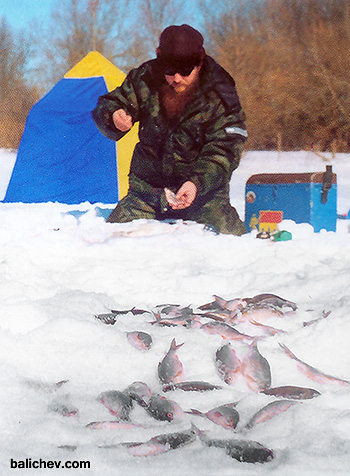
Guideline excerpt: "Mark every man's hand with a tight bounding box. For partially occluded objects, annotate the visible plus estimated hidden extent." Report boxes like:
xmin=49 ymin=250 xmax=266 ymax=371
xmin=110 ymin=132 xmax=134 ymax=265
xmin=165 ymin=181 xmax=197 ymax=210
xmin=112 ymin=109 xmax=133 ymax=132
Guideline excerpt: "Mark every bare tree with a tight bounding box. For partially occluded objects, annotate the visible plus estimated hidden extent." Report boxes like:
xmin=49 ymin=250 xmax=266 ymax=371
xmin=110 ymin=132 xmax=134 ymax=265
xmin=200 ymin=0 xmax=350 ymax=151
xmin=0 ymin=18 xmax=40 ymax=148
xmin=32 ymin=0 xmax=135 ymax=87
xmin=117 ymin=0 xmax=187 ymax=70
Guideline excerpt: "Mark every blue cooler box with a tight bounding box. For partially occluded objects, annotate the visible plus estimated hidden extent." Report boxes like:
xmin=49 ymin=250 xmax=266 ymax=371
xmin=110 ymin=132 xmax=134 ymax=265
xmin=245 ymin=166 xmax=337 ymax=232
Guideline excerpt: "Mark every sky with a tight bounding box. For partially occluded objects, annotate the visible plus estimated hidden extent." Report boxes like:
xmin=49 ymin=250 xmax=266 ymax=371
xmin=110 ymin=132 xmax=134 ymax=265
xmin=0 ymin=0 xmax=204 ymax=32
xmin=0 ymin=0 xmax=57 ymax=30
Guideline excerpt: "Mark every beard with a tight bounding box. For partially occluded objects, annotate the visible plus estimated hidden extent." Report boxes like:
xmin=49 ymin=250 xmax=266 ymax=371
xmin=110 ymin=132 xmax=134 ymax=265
xmin=160 ymin=78 xmax=199 ymax=122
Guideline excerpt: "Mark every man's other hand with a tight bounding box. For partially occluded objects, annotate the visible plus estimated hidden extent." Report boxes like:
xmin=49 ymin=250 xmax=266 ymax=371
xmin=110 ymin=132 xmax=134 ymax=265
xmin=112 ymin=109 xmax=133 ymax=132
xmin=165 ymin=181 xmax=197 ymax=210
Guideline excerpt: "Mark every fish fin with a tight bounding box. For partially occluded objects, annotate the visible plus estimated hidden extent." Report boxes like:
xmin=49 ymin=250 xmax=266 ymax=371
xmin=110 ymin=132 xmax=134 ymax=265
xmin=250 ymin=320 xmax=263 ymax=327
xmin=279 ymin=343 xmax=297 ymax=360
xmin=213 ymin=295 xmax=227 ymax=309
xmin=171 ymin=338 xmax=184 ymax=350
xmin=186 ymin=408 xmax=204 ymax=416
xmin=225 ymin=402 xmax=239 ymax=408
xmin=152 ymin=311 xmax=161 ymax=321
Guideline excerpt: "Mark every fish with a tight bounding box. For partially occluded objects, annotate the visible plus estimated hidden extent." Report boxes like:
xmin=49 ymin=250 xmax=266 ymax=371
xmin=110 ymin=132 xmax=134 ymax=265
xmin=144 ymin=394 xmax=184 ymax=422
xmin=150 ymin=314 xmax=202 ymax=328
xmin=25 ymin=379 xmax=69 ymax=393
xmin=198 ymin=311 xmax=230 ymax=323
xmin=194 ymin=425 xmax=274 ymax=463
xmin=94 ymin=313 xmax=117 ymax=325
xmin=199 ymin=295 xmax=246 ymax=313
xmin=57 ymin=445 xmax=77 ymax=452
xmin=240 ymin=341 xmax=271 ymax=392
xmin=244 ymin=400 xmax=298 ymax=429
xmin=261 ymin=385 xmax=321 ymax=400
xmin=303 ymin=310 xmax=331 ymax=327
xmin=48 ymin=401 xmax=79 ymax=417
xmin=244 ymin=293 xmax=297 ymax=311
xmin=279 ymin=343 xmax=350 ymax=386
xmin=98 ymin=390 xmax=134 ymax=420
xmin=201 ymin=321 xmax=255 ymax=342
xmin=126 ymin=331 xmax=153 ymax=350
xmin=158 ymin=338 xmax=184 ymax=384
xmin=162 ymin=381 xmax=223 ymax=392
xmin=111 ymin=307 xmax=149 ymax=316
xmin=213 ymin=295 xmax=247 ymax=313
xmin=250 ymin=320 xmax=285 ymax=336
xmin=122 ymin=426 xmax=196 ymax=456
xmin=240 ymin=306 xmax=284 ymax=324
xmin=124 ymin=381 xmax=152 ymax=406
xmin=86 ymin=421 xmax=143 ymax=430
xmin=215 ymin=343 xmax=241 ymax=385
xmin=187 ymin=402 xmax=240 ymax=430
xmin=155 ymin=304 xmax=193 ymax=318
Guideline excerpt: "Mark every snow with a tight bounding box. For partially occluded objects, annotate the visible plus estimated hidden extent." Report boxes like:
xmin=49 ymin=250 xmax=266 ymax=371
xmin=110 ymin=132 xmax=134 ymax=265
xmin=0 ymin=148 xmax=349 ymax=475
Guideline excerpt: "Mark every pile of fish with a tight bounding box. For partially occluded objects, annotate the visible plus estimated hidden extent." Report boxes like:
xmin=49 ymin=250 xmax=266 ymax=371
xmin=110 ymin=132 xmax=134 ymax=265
xmin=36 ymin=293 xmax=349 ymax=465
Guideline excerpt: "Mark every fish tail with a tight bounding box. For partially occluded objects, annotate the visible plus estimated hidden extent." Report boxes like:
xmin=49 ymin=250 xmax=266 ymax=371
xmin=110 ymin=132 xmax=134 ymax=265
xmin=171 ymin=338 xmax=184 ymax=350
xmin=186 ymin=408 xmax=204 ymax=417
xmin=152 ymin=311 xmax=161 ymax=321
xmin=279 ymin=343 xmax=298 ymax=360
xmin=213 ymin=295 xmax=228 ymax=309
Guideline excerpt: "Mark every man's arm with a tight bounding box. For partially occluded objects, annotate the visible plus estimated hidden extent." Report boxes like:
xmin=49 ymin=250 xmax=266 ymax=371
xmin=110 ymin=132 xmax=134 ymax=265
xmin=92 ymin=68 xmax=141 ymax=141
xmin=188 ymin=103 xmax=247 ymax=198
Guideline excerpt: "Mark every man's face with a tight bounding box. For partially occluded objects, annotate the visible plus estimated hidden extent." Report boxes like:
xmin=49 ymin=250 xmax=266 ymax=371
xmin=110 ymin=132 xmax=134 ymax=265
xmin=164 ymin=65 xmax=202 ymax=93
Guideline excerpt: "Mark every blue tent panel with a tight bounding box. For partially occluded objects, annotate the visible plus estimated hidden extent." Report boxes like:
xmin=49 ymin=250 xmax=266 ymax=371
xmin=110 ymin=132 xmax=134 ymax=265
xmin=3 ymin=77 xmax=118 ymax=204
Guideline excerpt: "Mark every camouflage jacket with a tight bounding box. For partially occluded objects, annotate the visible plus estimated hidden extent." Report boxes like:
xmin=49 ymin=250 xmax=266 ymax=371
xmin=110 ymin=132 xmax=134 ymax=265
xmin=92 ymin=55 xmax=247 ymax=199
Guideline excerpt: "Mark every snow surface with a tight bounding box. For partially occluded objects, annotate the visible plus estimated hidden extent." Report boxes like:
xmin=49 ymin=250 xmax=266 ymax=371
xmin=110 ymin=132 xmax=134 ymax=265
xmin=0 ymin=148 xmax=349 ymax=476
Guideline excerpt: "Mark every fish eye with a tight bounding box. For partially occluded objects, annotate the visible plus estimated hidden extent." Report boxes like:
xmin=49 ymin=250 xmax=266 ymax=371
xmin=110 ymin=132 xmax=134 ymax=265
xmin=166 ymin=412 xmax=173 ymax=420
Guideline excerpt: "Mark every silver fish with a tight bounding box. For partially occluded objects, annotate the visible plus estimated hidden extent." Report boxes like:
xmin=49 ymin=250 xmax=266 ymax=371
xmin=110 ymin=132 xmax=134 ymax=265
xmin=303 ymin=310 xmax=331 ymax=327
xmin=25 ymin=379 xmax=68 ymax=393
xmin=162 ymin=381 xmax=222 ymax=392
xmin=126 ymin=331 xmax=153 ymax=350
xmin=244 ymin=400 xmax=298 ymax=429
xmin=194 ymin=425 xmax=274 ymax=463
xmin=98 ymin=390 xmax=134 ymax=420
xmin=213 ymin=295 xmax=247 ymax=313
xmin=86 ymin=420 xmax=143 ymax=430
xmin=144 ymin=394 xmax=183 ymax=422
xmin=123 ymin=426 xmax=196 ymax=456
xmin=151 ymin=314 xmax=202 ymax=328
xmin=158 ymin=338 xmax=184 ymax=384
xmin=187 ymin=402 xmax=240 ymax=430
xmin=95 ymin=313 xmax=117 ymax=325
xmin=48 ymin=401 xmax=78 ymax=417
xmin=244 ymin=293 xmax=297 ymax=311
xmin=215 ymin=343 xmax=241 ymax=385
xmin=250 ymin=320 xmax=285 ymax=336
xmin=111 ymin=307 xmax=148 ymax=315
xmin=124 ymin=381 xmax=152 ymax=406
xmin=240 ymin=306 xmax=284 ymax=324
xmin=261 ymin=385 xmax=321 ymax=400
xmin=155 ymin=304 xmax=193 ymax=318
xmin=201 ymin=321 xmax=254 ymax=342
xmin=199 ymin=296 xmax=246 ymax=313
xmin=279 ymin=343 xmax=350 ymax=386
xmin=241 ymin=341 xmax=271 ymax=392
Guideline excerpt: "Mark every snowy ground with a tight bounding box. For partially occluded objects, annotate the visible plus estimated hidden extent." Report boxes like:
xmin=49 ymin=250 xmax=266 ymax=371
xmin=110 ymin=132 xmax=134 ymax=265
xmin=0 ymin=149 xmax=349 ymax=475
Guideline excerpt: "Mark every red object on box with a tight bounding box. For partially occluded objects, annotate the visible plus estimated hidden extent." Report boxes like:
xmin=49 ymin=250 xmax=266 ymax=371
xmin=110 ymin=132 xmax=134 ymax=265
xmin=259 ymin=210 xmax=283 ymax=223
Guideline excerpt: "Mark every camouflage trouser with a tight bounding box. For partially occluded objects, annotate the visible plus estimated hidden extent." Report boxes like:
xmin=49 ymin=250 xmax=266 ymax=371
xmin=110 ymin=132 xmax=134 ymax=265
xmin=107 ymin=175 xmax=247 ymax=236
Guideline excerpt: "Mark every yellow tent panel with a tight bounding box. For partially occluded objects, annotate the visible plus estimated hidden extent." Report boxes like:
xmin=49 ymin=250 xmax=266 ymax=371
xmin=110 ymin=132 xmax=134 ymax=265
xmin=65 ymin=51 xmax=138 ymax=200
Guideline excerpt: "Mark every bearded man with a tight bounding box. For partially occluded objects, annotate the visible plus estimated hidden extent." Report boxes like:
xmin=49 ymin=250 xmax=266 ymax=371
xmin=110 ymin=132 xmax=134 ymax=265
xmin=92 ymin=24 xmax=248 ymax=235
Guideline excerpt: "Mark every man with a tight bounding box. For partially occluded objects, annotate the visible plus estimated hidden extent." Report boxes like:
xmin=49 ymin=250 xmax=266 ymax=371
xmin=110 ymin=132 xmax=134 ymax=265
xmin=92 ymin=24 xmax=248 ymax=235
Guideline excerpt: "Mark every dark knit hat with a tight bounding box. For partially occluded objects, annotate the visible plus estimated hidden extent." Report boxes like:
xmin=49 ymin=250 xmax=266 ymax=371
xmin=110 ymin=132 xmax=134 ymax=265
xmin=157 ymin=24 xmax=205 ymax=69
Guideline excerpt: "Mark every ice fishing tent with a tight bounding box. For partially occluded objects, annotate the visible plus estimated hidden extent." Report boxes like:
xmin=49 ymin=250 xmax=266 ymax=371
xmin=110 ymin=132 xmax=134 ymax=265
xmin=3 ymin=51 xmax=138 ymax=204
